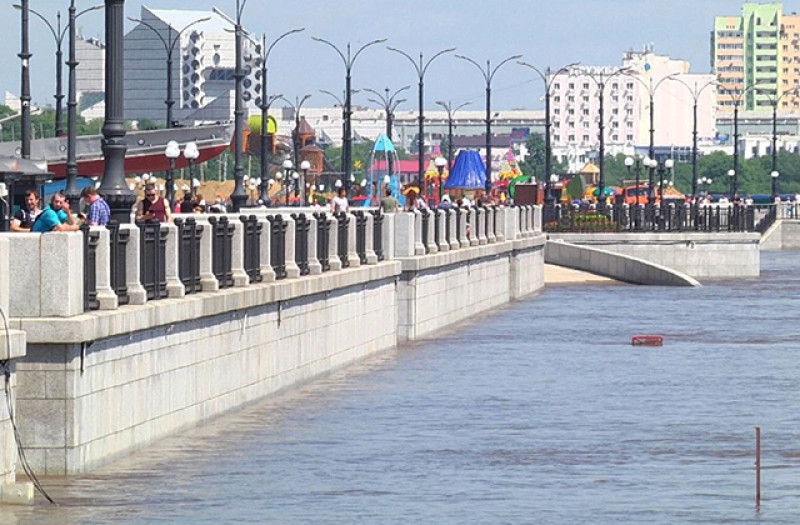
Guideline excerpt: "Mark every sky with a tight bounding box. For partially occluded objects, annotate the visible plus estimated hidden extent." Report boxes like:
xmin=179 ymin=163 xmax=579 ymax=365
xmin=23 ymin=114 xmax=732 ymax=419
xmin=0 ymin=0 xmax=748 ymax=112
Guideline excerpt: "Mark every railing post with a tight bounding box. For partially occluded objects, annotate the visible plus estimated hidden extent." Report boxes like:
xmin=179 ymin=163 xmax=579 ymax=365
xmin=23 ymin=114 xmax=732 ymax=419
xmin=196 ymin=217 xmax=220 ymax=291
xmin=412 ymin=210 xmax=425 ymax=255
xmin=363 ymin=212 xmax=379 ymax=264
xmin=476 ymin=207 xmax=487 ymax=245
xmin=448 ymin=208 xmax=460 ymax=249
xmin=283 ymin=214 xmax=302 ymax=278
xmin=174 ymin=218 xmax=203 ymax=294
xmin=163 ymin=223 xmax=186 ymax=298
xmin=381 ymin=211 xmax=395 ymax=260
xmin=329 ymin=213 xmax=343 ymax=271
xmin=306 ymin=213 xmax=323 ymax=274
xmin=239 ymin=214 xmax=263 ymax=284
xmin=486 ymin=206 xmax=496 ymax=243
xmin=82 ymin=223 xmax=100 ymax=311
xmin=353 ymin=210 xmax=368 ymax=264
xmin=468 ymin=207 xmax=479 ymax=246
xmin=493 ymin=206 xmax=505 ymax=242
xmin=91 ymin=226 xmax=119 ymax=310
xmin=267 ymin=214 xmax=287 ymax=279
xmin=121 ymin=223 xmax=146 ymax=305
xmin=258 ymin=216 xmax=276 ymax=282
xmin=313 ymin=211 xmax=331 ymax=272
xmin=370 ymin=209 xmax=384 ymax=262
xmin=291 ymin=213 xmax=310 ymax=276
xmin=346 ymin=212 xmax=362 ymax=267
xmin=435 ymin=209 xmax=448 ymax=251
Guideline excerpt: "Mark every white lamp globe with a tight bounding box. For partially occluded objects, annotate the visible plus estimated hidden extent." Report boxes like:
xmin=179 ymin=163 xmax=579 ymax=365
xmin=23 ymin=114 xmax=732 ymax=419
xmin=165 ymin=140 xmax=180 ymax=159
xmin=300 ymin=160 xmax=311 ymax=171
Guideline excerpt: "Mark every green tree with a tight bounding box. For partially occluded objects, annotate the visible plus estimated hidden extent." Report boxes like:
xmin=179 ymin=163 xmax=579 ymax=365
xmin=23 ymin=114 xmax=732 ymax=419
xmin=520 ymin=133 xmax=566 ymax=180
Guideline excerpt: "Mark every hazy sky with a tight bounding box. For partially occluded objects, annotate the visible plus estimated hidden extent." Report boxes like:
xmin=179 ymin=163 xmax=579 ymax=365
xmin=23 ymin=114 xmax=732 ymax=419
xmin=0 ymin=0 xmax=744 ymax=111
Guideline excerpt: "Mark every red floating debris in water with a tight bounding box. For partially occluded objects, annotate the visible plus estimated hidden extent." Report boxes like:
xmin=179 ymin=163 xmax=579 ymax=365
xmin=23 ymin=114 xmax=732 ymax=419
xmin=632 ymin=335 xmax=664 ymax=346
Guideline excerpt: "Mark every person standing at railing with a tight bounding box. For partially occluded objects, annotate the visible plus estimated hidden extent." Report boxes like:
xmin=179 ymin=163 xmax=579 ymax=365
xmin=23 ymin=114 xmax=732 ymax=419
xmin=330 ymin=188 xmax=349 ymax=214
xmin=81 ymin=186 xmax=110 ymax=226
xmin=380 ymin=188 xmax=398 ymax=213
xmin=10 ymin=189 xmax=41 ymax=232
xmin=135 ymin=184 xmax=172 ymax=223
xmin=32 ymin=191 xmax=81 ymax=232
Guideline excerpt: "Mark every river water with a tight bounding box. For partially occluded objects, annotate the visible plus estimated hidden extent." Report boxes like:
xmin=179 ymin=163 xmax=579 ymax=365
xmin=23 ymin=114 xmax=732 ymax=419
xmin=4 ymin=251 xmax=800 ymax=524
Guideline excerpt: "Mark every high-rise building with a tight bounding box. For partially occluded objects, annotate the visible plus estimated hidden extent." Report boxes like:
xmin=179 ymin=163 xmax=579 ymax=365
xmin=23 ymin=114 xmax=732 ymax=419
xmin=547 ymin=47 xmax=715 ymax=170
xmin=711 ymin=2 xmax=800 ymax=112
xmin=75 ymin=37 xmax=105 ymax=116
xmin=123 ymin=6 xmax=261 ymax=125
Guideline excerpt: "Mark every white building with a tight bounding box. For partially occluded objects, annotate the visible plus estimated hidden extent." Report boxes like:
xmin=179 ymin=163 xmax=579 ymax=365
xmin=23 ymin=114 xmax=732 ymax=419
xmin=123 ymin=6 xmax=261 ymax=124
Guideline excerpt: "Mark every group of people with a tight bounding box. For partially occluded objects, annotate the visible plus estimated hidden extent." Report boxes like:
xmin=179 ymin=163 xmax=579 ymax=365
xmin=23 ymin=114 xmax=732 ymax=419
xmin=10 ymin=186 xmax=110 ymax=233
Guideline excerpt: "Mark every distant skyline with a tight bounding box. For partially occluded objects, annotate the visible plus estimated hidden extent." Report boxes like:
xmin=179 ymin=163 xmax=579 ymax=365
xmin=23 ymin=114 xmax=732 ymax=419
xmin=0 ymin=0 xmax=746 ymax=112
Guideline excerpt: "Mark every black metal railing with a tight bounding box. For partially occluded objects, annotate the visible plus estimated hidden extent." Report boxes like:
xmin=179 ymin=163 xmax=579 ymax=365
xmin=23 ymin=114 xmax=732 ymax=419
xmin=292 ymin=213 xmax=310 ymax=276
xmin=371 ymin=209 xmax=384 ymax=262
xmin=208 ymin=216 xmax=234 ymax=288
xmin=107 ymin=221 xmax=130 ymax=305
xmin=420 ymin=209 xmax=430 ymax=254
xmin=137 ymin=220 xmax=168 ymax=301
xmin=354 ymin=210 xmax=368 ymax=264
xmin=240 ymin=215 xmax=263 ymax=283
xmin=82 ymin=224 xmax=99 ymax=311
xmin=454 ymin=207 xmax=462 ymax=243
xmin=336 ymin=211 xmax=350 ymax=269
xmin=755 ymin=205 xmax=777 ymax=234
xmin=174 ymin=218 xmax=203 ymax=295
xmin=314 ymin=212 xmax=331 ymax=271
xmin=542 ymin=203 xmax=758 ymax=233
xmin=267 ymin=214 xmax=287 ymax=280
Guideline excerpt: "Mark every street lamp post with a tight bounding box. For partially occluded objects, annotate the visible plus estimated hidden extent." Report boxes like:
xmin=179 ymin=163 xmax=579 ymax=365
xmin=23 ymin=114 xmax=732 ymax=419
xmin=282 ymin=158 xmax=293 ymax=206
xmin=19 ymin=0 xmax=32 ymax=159
xmin=435 ymin=100 xmax=471 ymax=178
xmin=727 ymin=169 xmax=735 ymax=201
xmin=625 ymin=156 xmax=642 ymax=229
xmin=184 ymin=141 xmax=199 ymax=198
xmin=628 ymin=72 xmax=679 ymax=203
xmin=252 ymin=28 xmax=304 ymax=205
xmin=456 ymin=53 xmax=522 ymax=195
xmin=388 ymin=46 xmax=455 ymax=183
xmin=364 ymin=85 xmax=409 ymax=145
xmin=518 ymin=61 xmax=578 ymax=205
xmin=434 ymin=155 xmax=447 ymax=202
xmin=63 ymin=1 xmax=104 ymax=209
xmin=314 ymin=36 xmax=387 ymax=197
xmin=771 ymin=170 xmax=780 ymax=199
xmin=213 ymin=1 xmax=249 ymax=212
xmin=300 ymin=159 xmax=310 ymax=206
xmin=282 ymin=94 xmax=312 ymax=170
xmin=98 ymin=0 xmax=136 ymax=223
xmin=164 ymin=140 xmax=180 ymax=208
xmin=128 ymin=15 xmax=210 ymax=128
xmin=580 ymin=66 xmax=630 ymax=207
xmin=319 ymin=89 xmax=350 ymax=178
xmin=670 ymin=78 xmax=718 ymax=199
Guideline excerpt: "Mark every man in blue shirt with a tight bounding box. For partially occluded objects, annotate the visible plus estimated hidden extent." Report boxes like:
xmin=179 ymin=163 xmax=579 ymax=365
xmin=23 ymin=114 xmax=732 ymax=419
xmin=81 ymin=186 xmax=111 ymax=226
xmin=32 ymin=191 xmax=80 ymax=233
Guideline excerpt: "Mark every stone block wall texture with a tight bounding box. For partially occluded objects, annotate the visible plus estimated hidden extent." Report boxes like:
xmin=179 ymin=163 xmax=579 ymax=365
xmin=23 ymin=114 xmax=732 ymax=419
xmin=762 ymin=220 xmax=800 ymax=250
xmin=16 ymin=279 xmax=397 ymax=475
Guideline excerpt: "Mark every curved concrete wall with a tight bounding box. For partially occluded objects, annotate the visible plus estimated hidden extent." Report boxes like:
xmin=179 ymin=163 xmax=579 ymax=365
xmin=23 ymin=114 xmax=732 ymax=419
xmin=545 ymin=240 xmax=700 ymax=287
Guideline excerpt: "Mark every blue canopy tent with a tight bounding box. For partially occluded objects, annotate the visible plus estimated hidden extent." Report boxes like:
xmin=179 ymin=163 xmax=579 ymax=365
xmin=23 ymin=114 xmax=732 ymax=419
xmin=443 ymin=150 xmax=486 ymax=189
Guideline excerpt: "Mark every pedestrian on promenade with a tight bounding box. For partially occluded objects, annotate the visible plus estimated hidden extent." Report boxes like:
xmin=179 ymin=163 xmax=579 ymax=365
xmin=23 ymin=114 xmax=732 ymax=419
xmin=32 ymin=191 xmax=81 ymax=232
xmin=81 ymin=186 xmax=111 ymax=226
xmin=380 ymin=188 xmax=398 ymax=213
xmin=330 ymin=188 xmax=349 ymax=214
xmin=136 ymin=184 xmax=171 ymax=223
xmin=10 ymin=189 xmax=41 ymax=232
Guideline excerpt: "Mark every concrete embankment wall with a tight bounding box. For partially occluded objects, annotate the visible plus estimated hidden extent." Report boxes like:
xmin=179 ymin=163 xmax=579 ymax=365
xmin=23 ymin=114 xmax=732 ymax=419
xmin=547 ymin=232 xmax=760 ymax=279
xmin=0 ymin=237 xmax=29 ymax=499
xmin=760 ymin=220 xmax=800 ymax=250
xmin=545 ymin=240 xmax=700 ymax=287
xmin=5 ymin=206 xmax=544 ymax=476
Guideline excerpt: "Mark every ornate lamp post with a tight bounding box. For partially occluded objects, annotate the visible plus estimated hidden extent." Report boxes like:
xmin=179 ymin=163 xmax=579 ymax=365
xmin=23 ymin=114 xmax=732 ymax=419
xmin=281 ymin=94 xmax=312 ymax=170
xmin=364 ymin=85 xmax=409 ymax=142
xmin=517 ymin=61 xmax=578 ymax=205
xmin=128 ymin=14 xmax=210 ymax=128
xmin=434 ymin=155 xmax=447 ymax=203
xmin=313 ymin=36 xmax=387 ymax=197
xmin=300 ymin=159 xmax=310 ymax=206
xmin=282 ymin=158 xmax=293 ymax=206
xmin=388 ymin=46 xmax=455 ymax=182
xmin=726 ymin=169 xmax=735 ymax=201
xmin=771 ymin=170 xmax=780 ymax=199
xmin=213 ymin=0 xmax=249 ymax=212
xmin=164 ymin=140 xmax=180 ymax=208
xmin=98 ymin=0 xmax=135 ymax=223
xmin=184 ymin=141 xmax=199 ymax=198
xmin=252 ymin=28 xmax=304 ymax=205
xmin=670 ymin=77 xmax=718 ymax=199
xmin=64 ymin=1 xmax=105 ymax=209
xmin=435 ymin=100 xmax=471 ymax=175
xmin=581 ymin=66 xmax=630 ymax=207
xmin=18 ymin=0 xmax=32 ymax=159
xmin=456 ymin=53 xmax=523 ymax=195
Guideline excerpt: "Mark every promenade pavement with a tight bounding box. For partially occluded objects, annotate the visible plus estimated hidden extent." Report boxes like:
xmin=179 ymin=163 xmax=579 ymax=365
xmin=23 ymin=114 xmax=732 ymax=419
xmin=544 ymin=264 xmax=620 ymax=285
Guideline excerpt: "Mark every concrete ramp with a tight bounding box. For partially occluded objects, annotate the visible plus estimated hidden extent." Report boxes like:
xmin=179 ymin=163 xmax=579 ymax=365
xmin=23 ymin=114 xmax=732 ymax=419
xmin=545 ymin=240 xmax=701 ymax=287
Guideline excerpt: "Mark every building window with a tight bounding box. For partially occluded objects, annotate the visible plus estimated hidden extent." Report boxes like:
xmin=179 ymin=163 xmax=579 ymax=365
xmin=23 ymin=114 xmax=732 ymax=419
xmin=627 ymin=134 xmax=634 ymax=141
xmin=626 ymin=82 xmax=634 ymax=90
xmin=582 ymin=135 xmax=590 ymax=142
xmin=554 ymin=83 xmax=560 ymax=90
xmin=568 ymin=95 xmax=575 ymax=102
xmin=568 ymin=82 xmax=575 ymax=89
xmin=554 ymin=96 xmax=560 ymax=103
xmin=568 ymin=108 xmax=575 ymax=115
xmin=612 ymin=108 xmax=619 ymax=115
xmin=554 ymin=108 xmax=560 ymax=115
xmin=612 ymin=135 xmax=619 ymax=141
xmin=612 ymin=95 xmax=619 ymax=102
xmin=568 ymin=122 xmax=575 ymax=129
xmin=582 ymin=121 xmax=589 ymax=128
xmin=582 ymin=108 xmax=589 ymax=116
xmin=568 ymin=134 xmax=575 ymax=142
xmin=612 ymin=83 xmax=618 ymax=90
xmin=582 ymin=82 xmax=589 ymax=89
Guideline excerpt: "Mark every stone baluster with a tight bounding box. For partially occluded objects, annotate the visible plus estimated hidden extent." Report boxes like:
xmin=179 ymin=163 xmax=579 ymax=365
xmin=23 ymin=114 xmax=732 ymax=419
xmin=394 ymin=212 xmax=416 ymax=257
xmin=258 ymin=216 xmax=276 ymax=282
xmin=448 ymin=209 xmax=459 ymax=250
xmin=364 ymin=212 xmax=379 ymax=264
xmin=413 ymin=210 xmax=425 ymax=255
xmin=458 ymin=208 xmax=469 ymax=248
xmin=228 ymin=219 xmax=250 ymax=287
xmin=494 ymin=207 xmax=507 ymax=243
xmin=346 ymin=212 xmax=362 ymax=267
xmin=307 ymin=213 xmax=323 ymax=275
xmin=486 ymin=207 xmax=497 ymax=244
xmin=283 ymin=215 xmax=302 ymax=278
xmin=328 ymin=214 xmax=343 ymax=271
xmin=121 ymin=224 xmax=147 ymax=304
xmin=162 ymin=223 xmax=186 ymax=297
xmin=468 ymin=208 xmax=479 ymax=246
xmin=90 ymin=227 xmax=119 ymax=310
xmin=436 ymin=210 xmax=449 ymax=252
xmin=476 ymin=208 xmax=487 ymax=245
xmin=194 ymin=217 xmax=220 ymax=292
xmin=382 ymin=212 xmax=395 ymax=260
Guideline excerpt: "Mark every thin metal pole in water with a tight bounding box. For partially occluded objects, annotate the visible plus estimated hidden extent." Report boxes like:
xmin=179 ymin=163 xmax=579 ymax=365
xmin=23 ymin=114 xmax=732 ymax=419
xmin=756 ymin=426 xmax=761 ymax=509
